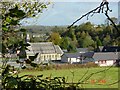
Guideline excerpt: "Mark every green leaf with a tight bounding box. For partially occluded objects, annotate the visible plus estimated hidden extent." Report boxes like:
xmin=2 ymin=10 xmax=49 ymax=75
xmin=6 ymin=17 xmax=11 ymax=23
xmin=2 ymin=27 xmax=8 ymax=31
xmin=20 ymin=28 xmax=26 ymax=32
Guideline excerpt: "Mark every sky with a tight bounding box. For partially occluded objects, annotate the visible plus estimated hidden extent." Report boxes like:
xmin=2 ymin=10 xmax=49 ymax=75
xmin=20 ymin=1 xmax=119 ymax=26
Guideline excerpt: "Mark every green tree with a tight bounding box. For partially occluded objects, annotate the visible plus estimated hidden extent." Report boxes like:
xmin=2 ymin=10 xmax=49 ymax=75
xmin=60 ymin=37 xmax=70 ymax=49
xmin=82 ymin=34 xmax=94 ymax=48
xmin=2 ymin=1 xmax=49 ymax=55
xmin=96 ymin=36 xmax=102 ymax=46
xmin=48 ymin=32 xmax=61 ymax=45
xmin=67 ymin=42 xmax=77 ymax=53
xmin=103 ymin=34 xmax=111 ymax=46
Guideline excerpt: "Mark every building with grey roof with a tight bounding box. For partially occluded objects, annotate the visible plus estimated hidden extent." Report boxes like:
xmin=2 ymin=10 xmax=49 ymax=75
xmin=93 ymin=52 xmax=119 ymax=66
xmin=26 ymin=42 xmax=63 ymax=63
xmin=61 ymin=52 xmax=94 ymax=64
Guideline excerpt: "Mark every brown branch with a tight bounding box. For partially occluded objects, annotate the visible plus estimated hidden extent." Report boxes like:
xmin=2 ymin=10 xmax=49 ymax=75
xmin=105 ymin=11 xmax=120 ymax=36
xmin=68 ymin=0 xmax=120 ymax=36
xmin=68 ymin=1 xmax=106 ymax=28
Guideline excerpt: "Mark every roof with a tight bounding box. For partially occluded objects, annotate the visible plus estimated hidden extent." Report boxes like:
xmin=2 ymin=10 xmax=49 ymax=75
xmin=26 ymin=42 xmax=63 ymax=55
xmin=63 ymin=52 xmax=94 ymax=58
xmin=64 ymin=53 xmax=82 ymax=58
xmin=102 ymin=46 xmax=120 ymax=52
xmin=77 ymin=48 xmax=88 ymax=53
xmin=93 ymin=52 xmax=118 ymax=61
xmin=82 ymin=52 xmax=94 ymax=58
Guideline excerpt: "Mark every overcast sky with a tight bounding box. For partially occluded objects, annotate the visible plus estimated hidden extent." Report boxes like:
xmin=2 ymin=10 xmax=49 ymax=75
xmin=20 ymin=1 xmax=119 ymax=26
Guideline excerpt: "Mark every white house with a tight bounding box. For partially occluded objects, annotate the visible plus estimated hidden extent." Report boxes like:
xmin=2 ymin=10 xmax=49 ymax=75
xmin=61 ymin=53 xmax=81 ymax=64
xmin=93 ymin=52 xmax=118 ymax=66
xmin=26 ymin=42 xmax=64 ymax=63
xmin=61 ymin=52 xmax=94 ymax=64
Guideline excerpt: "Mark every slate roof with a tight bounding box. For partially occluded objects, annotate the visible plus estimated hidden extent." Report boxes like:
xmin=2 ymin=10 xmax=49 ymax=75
xmin=64 ymin=52 xmax=94 ymax=58
xmin=77 ymin=48 xmax=88 ymax=53
xmin=93 ymin=52 xmax=118 ymax=61
xmin=102 ymin=46 xmax=120 ymax=52
xmin=82 ymin=52 xmax=94 ymax=58
xmin=26 ymin=42 xmax=63 ymax=55
xmin=64 ymin=53 xmax=82 ymax=58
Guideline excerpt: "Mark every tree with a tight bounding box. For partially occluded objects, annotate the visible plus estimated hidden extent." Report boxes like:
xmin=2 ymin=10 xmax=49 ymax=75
xmin=1 ymin=0 xmax=50 ymax=75
xmin=48 ymin=32 xmax=61 ymax=45
xmin=60 ymin=37 xmax=70 ymax=49
xmin=103 ymin=34 xmax=111 ymax=46
xmin=67 ymin=42 xmax=77 ymax=53
xmin=2 ymin=1 xmax=49 ymax=56
xmin=82 ymin=33 xmax=94 ymax=48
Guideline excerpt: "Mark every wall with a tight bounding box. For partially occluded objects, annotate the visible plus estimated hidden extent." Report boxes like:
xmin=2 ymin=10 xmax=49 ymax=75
xmin=95 ymin=60 xmax=116 ymax=66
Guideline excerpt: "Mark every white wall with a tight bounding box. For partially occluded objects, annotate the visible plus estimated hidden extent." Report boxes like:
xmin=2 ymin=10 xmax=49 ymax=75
xmin=40 ymin=53 xmax=62 ymax=61
xmin=69 ymin=58 xmax=80 ymax=64
xmin=61 ymin=56 xmax=80 ymax=64
xmin=95 ymin=60 xmax=116 ymax=66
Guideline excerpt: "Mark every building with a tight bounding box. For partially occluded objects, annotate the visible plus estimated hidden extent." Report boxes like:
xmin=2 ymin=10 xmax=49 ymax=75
xmin=118 ymin=1 xmax=120 ymax=24
xmin=61 ymin=52 xmax=94 ymax=64
xmin=61 ymin=53 xmax=81 ymax=64
xmin=102 ymin=46 xmax=120 ymax=52
xmin=26 ymin=42 xmax=63 ymax=63
xmin=93 ymin=52 xmax=119 ymax=66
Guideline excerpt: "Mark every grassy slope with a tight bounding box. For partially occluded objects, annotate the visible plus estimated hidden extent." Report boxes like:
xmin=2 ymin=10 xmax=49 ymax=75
xmin=19 ymin=67 xmax=119 ymax=88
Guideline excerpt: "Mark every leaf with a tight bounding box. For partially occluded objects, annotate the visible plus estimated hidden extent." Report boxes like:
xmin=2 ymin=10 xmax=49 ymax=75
xmin=2 ymin=27 xmax=8 ymax=31
xmin=20 ymin=28 xmax=26 ymax=32
xmin=37 ymin=75 xmax=43 ymax=77
xmin=6 ymin=17 xmax=11 ymax=23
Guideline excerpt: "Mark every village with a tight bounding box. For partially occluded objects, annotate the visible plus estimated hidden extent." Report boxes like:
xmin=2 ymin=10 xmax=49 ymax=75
xmin=1 ymin=40 xmax=120 ymax=68
xmin=1 ymin=1 xmax=120 ymax=89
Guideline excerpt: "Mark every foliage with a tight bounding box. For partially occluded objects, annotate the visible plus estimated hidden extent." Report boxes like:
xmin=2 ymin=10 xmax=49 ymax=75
xmin=1 ymin=0 xmax=50 ymax=89
xmin=48 ymin=32 xmax=62 ymax=45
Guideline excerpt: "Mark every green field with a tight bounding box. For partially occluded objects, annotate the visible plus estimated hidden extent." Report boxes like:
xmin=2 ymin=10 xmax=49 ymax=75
xmin=19 ymin=67 xmax=119 ymax=88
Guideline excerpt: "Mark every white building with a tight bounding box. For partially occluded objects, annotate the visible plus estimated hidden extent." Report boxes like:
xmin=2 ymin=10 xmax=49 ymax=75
xmin=61 ymin=52 xmax=94 ymax=64
xmin=61 ymin=53 xmax=81 ymax=64
xmin=93 ymin=52 xmax=118 ymax=66
xmin=26 ymin=42 xmax=63 ymax=63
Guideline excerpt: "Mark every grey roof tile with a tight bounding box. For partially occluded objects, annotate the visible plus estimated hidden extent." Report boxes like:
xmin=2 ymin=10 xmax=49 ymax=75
xmin=93 ymin=52 xmax=118 ymax=61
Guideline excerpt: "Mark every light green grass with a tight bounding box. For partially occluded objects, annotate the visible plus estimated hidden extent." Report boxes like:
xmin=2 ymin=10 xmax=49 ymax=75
xmin=19 ymin=67 xmax=119 ymax=88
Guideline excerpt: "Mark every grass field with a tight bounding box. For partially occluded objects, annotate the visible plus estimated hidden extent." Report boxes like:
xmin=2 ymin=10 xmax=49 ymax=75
xmin=19 ymin=67 xmax=119 ymax=88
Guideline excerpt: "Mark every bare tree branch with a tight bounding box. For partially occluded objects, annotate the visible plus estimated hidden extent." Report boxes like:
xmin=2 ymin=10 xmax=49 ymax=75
xmin=68 ymin=0 xmax=120 ymax=36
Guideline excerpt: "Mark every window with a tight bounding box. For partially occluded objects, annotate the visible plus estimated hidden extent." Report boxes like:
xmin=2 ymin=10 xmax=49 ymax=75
xmin=100 ymin=60 xmax=106 ymax=64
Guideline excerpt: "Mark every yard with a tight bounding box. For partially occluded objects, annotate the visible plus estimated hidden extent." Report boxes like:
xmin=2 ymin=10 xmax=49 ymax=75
xmin=18 ymin=67 xmax=119 ymax=88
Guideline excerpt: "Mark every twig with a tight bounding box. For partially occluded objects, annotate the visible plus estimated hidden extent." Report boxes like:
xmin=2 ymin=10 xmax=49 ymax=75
xmin=68 ymin=1 xmax=106 ymax=28
xmin=68 ymin=0 xmax=120 ymax=36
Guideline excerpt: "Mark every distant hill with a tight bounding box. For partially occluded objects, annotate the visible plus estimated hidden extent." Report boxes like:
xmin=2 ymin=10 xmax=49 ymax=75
xmin=21 ymin=25 xmax=68 ymax=34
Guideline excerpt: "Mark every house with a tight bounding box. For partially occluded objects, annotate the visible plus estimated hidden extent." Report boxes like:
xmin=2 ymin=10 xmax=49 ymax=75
xmin=61 ymin=52 xmax=94 ymax=64
xmin=96 ymin=46 xmax=120 ymax=52
xmin=26 ymin=42 xmax=64 ymax=63
xmin=61 ymin=53 xmax=81 ymax=64
xmin=93 ymin=52 xmax=119 ymax=66
xmin=102 ymin=46 xmax=120 ymax=52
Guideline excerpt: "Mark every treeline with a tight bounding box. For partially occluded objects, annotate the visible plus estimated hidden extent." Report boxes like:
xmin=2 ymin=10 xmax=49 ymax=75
xmin=25 ymin=22 xmax=120 ymax=52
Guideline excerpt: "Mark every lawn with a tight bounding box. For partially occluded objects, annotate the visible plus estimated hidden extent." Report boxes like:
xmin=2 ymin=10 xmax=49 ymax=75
xmin=18 ymin=67 xmax=119 ymax=88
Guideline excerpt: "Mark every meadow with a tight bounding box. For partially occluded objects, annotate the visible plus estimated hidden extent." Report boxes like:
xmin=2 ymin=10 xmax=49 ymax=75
xmin=19 ymin=67 xmax=119 ymax=88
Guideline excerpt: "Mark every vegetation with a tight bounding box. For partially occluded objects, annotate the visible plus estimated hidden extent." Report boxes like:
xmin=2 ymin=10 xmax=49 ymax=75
xmin=1 ymin=0 xmax=120 ymax=89
xmin=18 ymin=67 xmax=119 ymax=88
xmin=24 ymin=21 xmax=120 ymax=52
